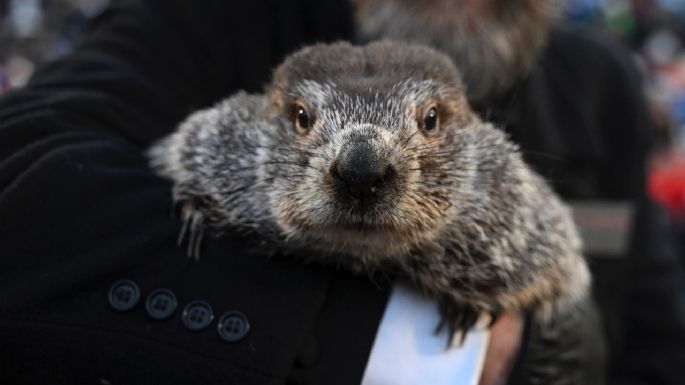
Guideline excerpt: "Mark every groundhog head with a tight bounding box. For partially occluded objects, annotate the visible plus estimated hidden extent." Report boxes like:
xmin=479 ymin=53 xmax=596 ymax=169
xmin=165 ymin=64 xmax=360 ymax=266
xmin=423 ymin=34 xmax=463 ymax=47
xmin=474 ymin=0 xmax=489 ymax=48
xmin=262 ymin=41 xmax=480 ymax=260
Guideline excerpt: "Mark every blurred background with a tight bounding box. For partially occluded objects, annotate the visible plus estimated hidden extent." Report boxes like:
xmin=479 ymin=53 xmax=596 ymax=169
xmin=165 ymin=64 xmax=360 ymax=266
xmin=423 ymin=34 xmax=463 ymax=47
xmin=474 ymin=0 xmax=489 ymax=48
xmin=1 ymin=0 xmax=684 ymax=300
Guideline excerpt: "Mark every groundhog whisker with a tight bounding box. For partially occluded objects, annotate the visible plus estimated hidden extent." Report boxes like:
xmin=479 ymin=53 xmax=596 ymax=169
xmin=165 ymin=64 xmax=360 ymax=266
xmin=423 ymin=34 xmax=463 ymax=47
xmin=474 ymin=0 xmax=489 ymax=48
xmin=258 ymin=160 xmax=321 ymax=169
xmin=406 ymin=168 xmax=525 ymax=176
xmin=398 ymin=128 xmax=426 ymax=148
xmin=410 ymin=143 xmax=512 ymax=154
xmin=251 ymin=145 xmax=329 ymax=160
xmin=407 ymin=150 xmax=458 ymax=157
xmin=400 ymin=137 xmax=448 ymax=153
xmin=402 ymin=129 xmax=473 ymax=150
xmin=417 ymin=165 xmax=529 ymax=172
xmin=405 ymin=154 xmax=457 ymax=161
xmin=221 ymin=161 xmax=324 ymax=174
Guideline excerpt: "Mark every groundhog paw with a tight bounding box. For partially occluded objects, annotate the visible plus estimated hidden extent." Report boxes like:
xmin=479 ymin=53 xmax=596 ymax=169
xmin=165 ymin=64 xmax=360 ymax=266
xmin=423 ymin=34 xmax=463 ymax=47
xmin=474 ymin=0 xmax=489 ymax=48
xmin=435 ymin=297 xmax=500 ymax=348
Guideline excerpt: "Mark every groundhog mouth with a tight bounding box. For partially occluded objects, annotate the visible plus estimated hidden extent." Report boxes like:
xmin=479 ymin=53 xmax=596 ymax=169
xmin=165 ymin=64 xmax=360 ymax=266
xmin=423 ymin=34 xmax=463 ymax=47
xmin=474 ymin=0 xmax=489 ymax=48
xmin=333 ymin=221 xmax=393 ymax=232
xmin=323 ymin=197 xmax=405 ymax=231
xmin=311 ymin=222 xmax=407 ymax=246
xmin=300 ymin=217 xmax=419 ymax=258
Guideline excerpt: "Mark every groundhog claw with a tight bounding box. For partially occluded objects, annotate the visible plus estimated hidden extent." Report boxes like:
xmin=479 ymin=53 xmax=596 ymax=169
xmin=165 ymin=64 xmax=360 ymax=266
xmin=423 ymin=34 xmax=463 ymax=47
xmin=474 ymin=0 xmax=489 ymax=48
xmin=176 ymin=200 xmax=205 ymax=260
xmin=436 ymin=297 xmax=501 ymax=348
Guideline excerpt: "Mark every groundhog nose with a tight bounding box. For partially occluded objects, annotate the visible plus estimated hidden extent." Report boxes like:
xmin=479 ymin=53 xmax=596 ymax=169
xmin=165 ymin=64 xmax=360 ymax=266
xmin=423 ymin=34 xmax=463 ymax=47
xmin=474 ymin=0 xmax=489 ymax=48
xmin=330 ymin=142 xmax=396 ymax=199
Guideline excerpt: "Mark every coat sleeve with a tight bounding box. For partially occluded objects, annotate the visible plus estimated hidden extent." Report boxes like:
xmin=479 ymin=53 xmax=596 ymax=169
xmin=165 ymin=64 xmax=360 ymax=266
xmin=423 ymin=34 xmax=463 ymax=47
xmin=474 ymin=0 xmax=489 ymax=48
xmin=0 ymin=0 xmax=355 ymax=261
xmin=0 ymin=0 xmax=265 ymax=289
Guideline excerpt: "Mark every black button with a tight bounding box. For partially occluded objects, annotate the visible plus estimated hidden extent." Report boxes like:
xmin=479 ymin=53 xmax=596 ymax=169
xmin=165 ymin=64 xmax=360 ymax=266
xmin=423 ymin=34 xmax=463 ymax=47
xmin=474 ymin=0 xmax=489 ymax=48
xmin=182 ymin=301 xmax=214 ymax=331
xmin=108 ymin=279 xmax=140 ymax=312
xmin=145 ymin=288 xmax=178 ymax=320
xmin=217 ymin=311 xmax=250 ymax=342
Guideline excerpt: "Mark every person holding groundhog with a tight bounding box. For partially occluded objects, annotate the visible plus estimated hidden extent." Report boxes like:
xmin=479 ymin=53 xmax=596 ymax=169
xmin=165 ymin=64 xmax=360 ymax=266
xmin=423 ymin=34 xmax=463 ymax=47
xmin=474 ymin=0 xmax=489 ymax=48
xmin=0 ymin=1 xmax=683 ymax=385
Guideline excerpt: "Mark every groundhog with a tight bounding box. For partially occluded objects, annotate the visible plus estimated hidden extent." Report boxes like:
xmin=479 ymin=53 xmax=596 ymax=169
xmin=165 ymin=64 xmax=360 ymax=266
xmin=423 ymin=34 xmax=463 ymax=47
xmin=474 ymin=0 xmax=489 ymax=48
xmin=149 ymin=40 xmax=590 ymax=341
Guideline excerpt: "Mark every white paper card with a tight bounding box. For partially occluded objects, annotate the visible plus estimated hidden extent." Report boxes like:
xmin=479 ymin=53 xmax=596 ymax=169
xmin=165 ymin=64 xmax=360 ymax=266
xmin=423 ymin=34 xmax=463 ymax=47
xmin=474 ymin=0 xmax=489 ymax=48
xmin=361 ymin=283 xmax=490 ymax=385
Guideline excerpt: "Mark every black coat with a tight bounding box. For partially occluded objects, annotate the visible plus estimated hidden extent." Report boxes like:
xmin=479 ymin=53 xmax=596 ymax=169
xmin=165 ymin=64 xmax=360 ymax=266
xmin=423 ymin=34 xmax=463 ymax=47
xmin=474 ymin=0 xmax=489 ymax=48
xmin=0 ymin=1 xmax=683 ymax=384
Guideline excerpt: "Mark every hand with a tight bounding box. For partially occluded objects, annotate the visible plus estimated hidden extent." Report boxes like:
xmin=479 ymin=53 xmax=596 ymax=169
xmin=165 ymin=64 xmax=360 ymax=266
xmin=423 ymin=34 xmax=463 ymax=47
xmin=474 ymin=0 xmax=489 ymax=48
xmin=479 ymin=311 xmax=524 ymax=385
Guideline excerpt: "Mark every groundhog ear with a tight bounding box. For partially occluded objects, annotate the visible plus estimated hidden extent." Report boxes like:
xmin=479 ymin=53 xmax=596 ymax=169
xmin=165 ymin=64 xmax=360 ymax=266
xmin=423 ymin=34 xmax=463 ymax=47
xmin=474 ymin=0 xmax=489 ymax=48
xmin=437 ymin=89 xmax=475 ymax=126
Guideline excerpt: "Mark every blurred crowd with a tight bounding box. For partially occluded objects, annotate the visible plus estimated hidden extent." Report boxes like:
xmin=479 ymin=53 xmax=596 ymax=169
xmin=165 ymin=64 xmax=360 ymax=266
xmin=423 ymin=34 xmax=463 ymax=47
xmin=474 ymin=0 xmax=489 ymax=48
xmin=0 ymin=0 xmax=108 ymax=92
xmin=564 ymin=0 xmax=685 ymax=222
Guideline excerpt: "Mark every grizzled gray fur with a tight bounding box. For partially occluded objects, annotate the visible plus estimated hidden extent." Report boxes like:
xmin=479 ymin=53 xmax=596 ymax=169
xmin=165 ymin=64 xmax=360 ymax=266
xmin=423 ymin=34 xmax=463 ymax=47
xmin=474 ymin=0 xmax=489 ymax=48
xmin=149 ymin=41 xmax=589 ymax=338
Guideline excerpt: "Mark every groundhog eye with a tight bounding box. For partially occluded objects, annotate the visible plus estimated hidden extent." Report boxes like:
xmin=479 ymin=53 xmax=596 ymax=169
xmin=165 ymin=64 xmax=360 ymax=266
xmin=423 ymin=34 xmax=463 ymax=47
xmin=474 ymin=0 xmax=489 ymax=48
xmin=423 ymin=106 xmax=439 ymax=132
xmin=296 ymin=105 xmax=312 ymax=131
